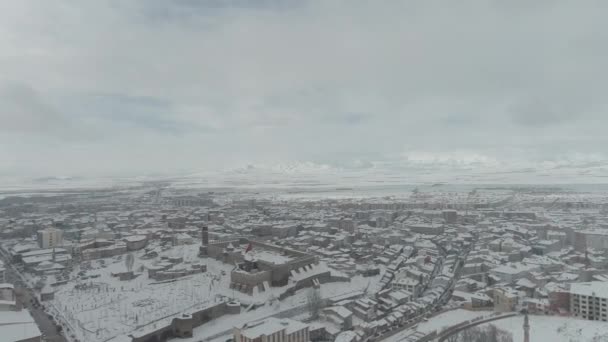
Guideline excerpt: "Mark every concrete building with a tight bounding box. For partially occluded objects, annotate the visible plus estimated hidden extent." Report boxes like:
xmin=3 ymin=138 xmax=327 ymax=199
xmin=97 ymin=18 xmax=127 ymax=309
xmin=20 ymin=248 xmax=71 ymax=270
xmin=37 ymin=227 xmax=63 ymax=249
xmin=234 ymin=318 xmax=310 ymax=342
xmin=574 ymin=230 xmax=608 ymax=252
xmin=571 ymin=282 xmax=608 ymax=322
xmin=392 ymin=277 xmax=421 ymax=297
xmin=322 ymin=306 xmax=353 ymax=330
xmin=406 ymin=224 xmax=444 ymax=235
xmin=442 ymin=210 xmax=458 ymax=224
xmin=130 ymin=300 xmax=240 ymax=342
xmin=123 ymin=235 xmax=148 ymax=251
xmin=337 ymin=218 xmax=356 ymax=233
xmin=490 ymin=262 xmax=540 ymax=283
xmin=523 ymin=313 xmax=530 ymax=342
xmin=493 ymin=287 xmax=519 ymax=312
xmin=81 ymin=241 xmax=127 ymax=260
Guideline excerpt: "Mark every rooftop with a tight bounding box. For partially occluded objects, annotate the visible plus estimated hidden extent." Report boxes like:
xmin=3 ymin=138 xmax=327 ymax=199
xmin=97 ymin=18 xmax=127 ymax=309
xmin=570 ymin=282 xmax=608 ymax=298
xmin=239 ymin=318 xmax=308 ymax=339
xmin=0 ymin=309 xmax=41 ymax=341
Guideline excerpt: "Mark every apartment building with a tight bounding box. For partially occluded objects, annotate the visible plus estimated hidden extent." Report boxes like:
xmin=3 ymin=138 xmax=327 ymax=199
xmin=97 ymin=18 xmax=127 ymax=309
xmin=37 ymin=227 xmax=63 ymax=249
xmin=571 ymin=282 xmax=608 ymax=322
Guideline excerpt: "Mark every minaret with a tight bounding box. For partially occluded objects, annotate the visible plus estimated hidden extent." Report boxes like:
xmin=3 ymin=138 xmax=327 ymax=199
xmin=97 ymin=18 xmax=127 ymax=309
xmin=523 ymin=312 xmax=530 ymax=342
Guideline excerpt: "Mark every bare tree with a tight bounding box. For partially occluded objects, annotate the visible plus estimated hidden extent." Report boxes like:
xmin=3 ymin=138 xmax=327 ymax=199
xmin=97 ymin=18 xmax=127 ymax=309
xmin=455 ymin=325 xmax=512 ymax=342
xmin=461 ymin=328 xmax=476 ymax=342
xmin=307 ymin=288 xmax=322 ymax=320
xmin=125 ymin=253 xmax=134 ymax=272
xmin=487 ymin=325 xmax=499 ymax=342
xmin=445 ymin=334 xmax=460 ymax=342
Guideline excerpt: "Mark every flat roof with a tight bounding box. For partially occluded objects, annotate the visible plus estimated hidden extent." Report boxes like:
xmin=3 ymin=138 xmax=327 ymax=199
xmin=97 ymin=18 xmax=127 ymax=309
xmin=21 ymin=248 xmax=67 ymax=258
xmin=239 ymin=318 xmax=307 ymax=339
xmin=0 ymin=309 xmax=41 ymax=341
xmin=570 ymin=282 xmax=608 ymax=298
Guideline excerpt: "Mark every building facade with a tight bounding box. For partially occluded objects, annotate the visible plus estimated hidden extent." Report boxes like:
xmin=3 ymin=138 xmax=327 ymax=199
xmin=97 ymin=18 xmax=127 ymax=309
xmin=37 ymin=228 xmax=63 ymax=249
xmin=234 ymin=318 xmax=309 ymax=342
xmin=570 ymin=282 xmax=608 ymax=322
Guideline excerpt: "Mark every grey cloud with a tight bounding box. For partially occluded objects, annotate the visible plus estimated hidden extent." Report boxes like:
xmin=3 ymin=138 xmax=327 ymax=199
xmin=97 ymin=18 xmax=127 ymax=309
xmin=0 ymin=82 xmax=92 ymax=141
xmin=507 ymin=92 xmax=602 ymax=127
xmin=80 ymin=94 xmax=199 ymax=135
xmin=508 ymin=98 xmax=577 ymax=126
xmin=329 ymin=112 xmax=371 ymax=125
xmin=1 ymin=1 xmax=608 ymax=178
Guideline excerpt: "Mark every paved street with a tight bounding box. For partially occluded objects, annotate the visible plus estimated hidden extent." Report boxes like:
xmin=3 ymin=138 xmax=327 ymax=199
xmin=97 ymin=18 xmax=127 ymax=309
xmin=2 ymin=252 xmax=68 ymax=342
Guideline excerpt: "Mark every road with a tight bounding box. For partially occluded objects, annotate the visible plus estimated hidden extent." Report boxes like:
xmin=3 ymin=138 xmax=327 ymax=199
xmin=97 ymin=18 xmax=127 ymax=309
xmin=376 ymin=236 xmax=474 ymax=342
xmin=2 ymin=250 xmax=68 ymax=342
xmin=436 ymin=312 xmax=519 ymax=342
xmin=20 ymin=286 xmax=68 ymax=342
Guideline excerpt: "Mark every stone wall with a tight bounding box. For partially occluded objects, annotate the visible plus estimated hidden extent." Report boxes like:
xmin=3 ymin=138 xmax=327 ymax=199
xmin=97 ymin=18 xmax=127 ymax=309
xmin=131 ymin=300 xmax=240 ymax=342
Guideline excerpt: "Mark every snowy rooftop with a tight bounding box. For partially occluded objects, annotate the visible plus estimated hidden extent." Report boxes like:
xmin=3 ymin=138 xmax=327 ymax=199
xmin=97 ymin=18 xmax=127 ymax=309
xmin=491 ymin=262 xmax=539 ymax=275
xmin=247 ymin=250 xmax=292 ymax=264
xmin=123 ymin=235 xmax=147 ymax=242
xmin=570 ymin=281 xmax=608 ymax=298
xmin=0 ymin=309 xmax=41 ymax=341
xmin=239 ymin=318 xmax=307 ymax=339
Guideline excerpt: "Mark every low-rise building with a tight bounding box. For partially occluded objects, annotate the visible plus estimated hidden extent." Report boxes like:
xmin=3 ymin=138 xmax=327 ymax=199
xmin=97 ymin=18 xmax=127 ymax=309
xmin=234 ymin=318 xmax=310 ymax=342
xmin=493 ymin=287 xmax=519 ymax=312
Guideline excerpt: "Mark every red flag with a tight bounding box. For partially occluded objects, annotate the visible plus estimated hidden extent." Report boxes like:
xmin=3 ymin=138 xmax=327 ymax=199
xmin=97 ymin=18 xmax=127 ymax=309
xmin=245 ymin=243 xmax=253 ymax=253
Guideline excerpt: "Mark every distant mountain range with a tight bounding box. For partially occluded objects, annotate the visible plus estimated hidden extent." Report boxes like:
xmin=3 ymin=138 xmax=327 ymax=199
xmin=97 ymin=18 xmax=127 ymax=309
xmin=3 ymin=159 xmax=608 ymax=192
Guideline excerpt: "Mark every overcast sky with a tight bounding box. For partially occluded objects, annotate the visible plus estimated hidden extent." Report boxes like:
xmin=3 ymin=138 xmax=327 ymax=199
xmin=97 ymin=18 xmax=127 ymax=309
xmin=1 ymin=1 xmax=607 ymax=179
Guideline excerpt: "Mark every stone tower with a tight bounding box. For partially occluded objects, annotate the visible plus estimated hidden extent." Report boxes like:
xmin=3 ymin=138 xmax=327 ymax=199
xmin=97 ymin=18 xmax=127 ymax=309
xmin=523 ymin=312 xmax=530 ymax=342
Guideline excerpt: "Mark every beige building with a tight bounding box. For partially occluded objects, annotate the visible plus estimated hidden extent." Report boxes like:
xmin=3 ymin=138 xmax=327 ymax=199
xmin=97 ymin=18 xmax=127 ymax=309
xmin=37 ymin=228 xmax=63 ymax=249
xmin=234 ymin=318 xmax=309 ymax=342
xmin=493 ymin=287 xmax=519 ymax=312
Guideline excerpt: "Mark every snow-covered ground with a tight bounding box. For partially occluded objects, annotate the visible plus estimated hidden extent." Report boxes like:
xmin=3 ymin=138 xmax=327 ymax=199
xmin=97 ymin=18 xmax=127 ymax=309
xmin=416 ymin=309 xmax=487 ymax=333
xmin=400 ymin=309 xmax=608 ymax=342
xmin=49 ymin=246 xmax=235 ymax=342
xmin=44 ymin=243 xmax=378 ymax=342
xmin=488 ymin=315 xmax=608 ymax=342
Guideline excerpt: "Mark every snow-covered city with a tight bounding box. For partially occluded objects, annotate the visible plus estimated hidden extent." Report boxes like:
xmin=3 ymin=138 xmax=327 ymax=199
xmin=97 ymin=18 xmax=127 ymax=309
xmin=3 ymin=1 xmax=608 ymax=341
xmin=3 ymin=184 xmax=608 ymax=342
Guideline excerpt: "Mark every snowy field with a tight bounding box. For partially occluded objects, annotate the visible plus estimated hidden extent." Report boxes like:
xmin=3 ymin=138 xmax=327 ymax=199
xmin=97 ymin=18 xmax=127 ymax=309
xmin=48 ymin=245 xmax=235 ymax=342
xmin=404 ymin=309 xmax=608 ymax=342
xmin=45 ymin=243 xmax=378 ymax=342
xmin=488 ymin=315 xmax=608 ymax=342
xmin=416 ymin=309 xmax=488 ymax=333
